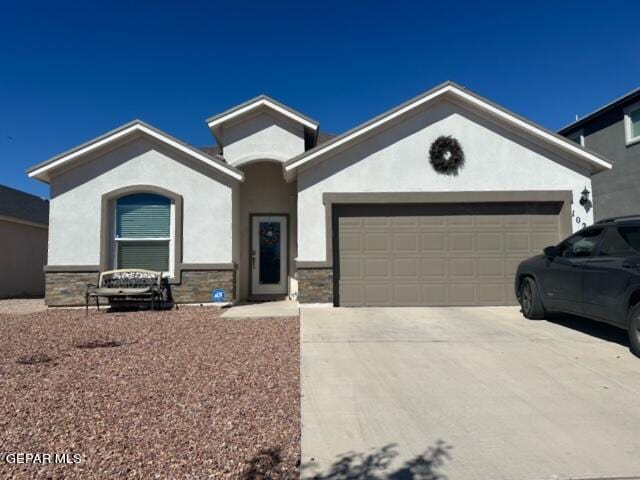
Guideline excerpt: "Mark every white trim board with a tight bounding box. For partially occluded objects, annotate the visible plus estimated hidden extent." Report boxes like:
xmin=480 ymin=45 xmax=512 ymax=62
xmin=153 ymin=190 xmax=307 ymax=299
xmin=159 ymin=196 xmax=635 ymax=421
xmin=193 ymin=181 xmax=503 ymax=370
xmin=207 ymin=97 xmax=319 ymax=131
xmin=27 ymin=121 xmax=244 ymax=183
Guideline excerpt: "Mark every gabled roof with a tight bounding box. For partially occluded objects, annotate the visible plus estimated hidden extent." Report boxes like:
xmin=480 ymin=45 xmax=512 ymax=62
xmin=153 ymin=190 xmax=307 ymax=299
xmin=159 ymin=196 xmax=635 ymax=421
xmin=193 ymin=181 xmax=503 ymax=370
xmin=558 ymin=86 xmax=640 ymax=134
xmin=27 ymin=120 xmax=244 ymax=183
xmin=0 ymin=184 xmax=49 ymax=226
xmin=284 ymin=81 xmax=612 ymax=180
xmin=206 ymin=95 xmax=319 ymax=147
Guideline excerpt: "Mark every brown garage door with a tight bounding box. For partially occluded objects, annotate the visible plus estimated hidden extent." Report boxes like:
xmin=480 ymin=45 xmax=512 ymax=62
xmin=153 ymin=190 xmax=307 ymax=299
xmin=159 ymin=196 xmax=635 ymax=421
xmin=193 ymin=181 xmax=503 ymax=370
xmin=335 ymin=203 xmax=564 ymax=306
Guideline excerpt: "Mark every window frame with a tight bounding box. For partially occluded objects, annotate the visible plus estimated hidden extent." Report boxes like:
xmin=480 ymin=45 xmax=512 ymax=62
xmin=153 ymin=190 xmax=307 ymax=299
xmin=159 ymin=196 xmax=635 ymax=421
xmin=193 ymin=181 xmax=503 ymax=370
xmin=112 ymin=195 xmax=175 ymax=277
xmin=624 ymin=101 xmax=640 ymax=147
xmin=568 ymin=128 xmax=585 ymax=147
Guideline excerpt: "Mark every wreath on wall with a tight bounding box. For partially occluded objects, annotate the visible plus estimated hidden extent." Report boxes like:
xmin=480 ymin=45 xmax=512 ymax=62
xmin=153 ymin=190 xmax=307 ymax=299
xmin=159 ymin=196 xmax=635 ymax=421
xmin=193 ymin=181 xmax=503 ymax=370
xmin=260 ymin=222 xmax=281 ymax=247
xmin=429 ymin=135 xmax=465 ymax=176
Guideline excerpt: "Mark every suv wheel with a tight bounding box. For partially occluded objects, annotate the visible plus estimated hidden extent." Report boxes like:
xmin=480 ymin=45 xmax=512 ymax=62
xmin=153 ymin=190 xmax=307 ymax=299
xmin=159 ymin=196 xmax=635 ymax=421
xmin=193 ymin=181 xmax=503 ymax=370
xmin=627 ymin=304 xmax=640 ymax=357
xmin=519 ymin=277 xmax=545 ymax=320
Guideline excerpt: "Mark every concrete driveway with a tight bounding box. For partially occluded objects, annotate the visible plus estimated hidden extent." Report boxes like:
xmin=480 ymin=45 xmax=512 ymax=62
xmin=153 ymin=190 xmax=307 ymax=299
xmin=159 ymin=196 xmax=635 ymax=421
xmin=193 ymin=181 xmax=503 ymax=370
xmin=301 ymin=307 xmax=640 ymax=480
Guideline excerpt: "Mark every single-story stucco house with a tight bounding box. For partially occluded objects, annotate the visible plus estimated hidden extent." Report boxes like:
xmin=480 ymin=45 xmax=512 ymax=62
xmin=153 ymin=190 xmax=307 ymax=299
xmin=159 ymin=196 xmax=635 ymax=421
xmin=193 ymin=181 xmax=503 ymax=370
xmin=0 ymin=185 xmax=49 ymax=298
xmin=28 ymin=81 xmax=612 ymax=307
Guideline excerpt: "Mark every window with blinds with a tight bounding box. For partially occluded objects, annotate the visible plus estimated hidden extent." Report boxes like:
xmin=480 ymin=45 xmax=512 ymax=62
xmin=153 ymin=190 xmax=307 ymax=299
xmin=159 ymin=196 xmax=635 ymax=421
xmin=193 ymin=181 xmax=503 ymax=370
xmin=115 ymin=193 xmax=171 ymax=272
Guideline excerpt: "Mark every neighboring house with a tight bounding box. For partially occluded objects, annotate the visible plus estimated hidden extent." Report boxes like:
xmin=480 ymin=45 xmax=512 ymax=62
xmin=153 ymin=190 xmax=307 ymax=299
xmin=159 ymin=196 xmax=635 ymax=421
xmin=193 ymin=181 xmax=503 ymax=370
xmin=559 ymin=87 xmax=640 ymax=221
xmin=28 ymin=81 xmax=611 ymax=308
xmin=0 ymin=185 xmax=49 ymax=298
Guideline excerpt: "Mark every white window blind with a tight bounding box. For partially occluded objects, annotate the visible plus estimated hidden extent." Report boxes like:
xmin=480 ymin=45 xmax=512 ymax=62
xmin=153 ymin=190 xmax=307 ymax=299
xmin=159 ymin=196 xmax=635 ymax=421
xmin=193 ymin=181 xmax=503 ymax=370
xmin=115 ymin=193 xmax=171 ymax=272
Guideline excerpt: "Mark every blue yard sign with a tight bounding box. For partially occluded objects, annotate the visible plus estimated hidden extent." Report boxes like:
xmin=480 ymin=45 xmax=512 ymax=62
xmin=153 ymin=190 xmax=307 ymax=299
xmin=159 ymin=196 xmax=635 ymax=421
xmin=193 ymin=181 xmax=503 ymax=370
xmin=211 ymin=289 xmax=226 ymax=303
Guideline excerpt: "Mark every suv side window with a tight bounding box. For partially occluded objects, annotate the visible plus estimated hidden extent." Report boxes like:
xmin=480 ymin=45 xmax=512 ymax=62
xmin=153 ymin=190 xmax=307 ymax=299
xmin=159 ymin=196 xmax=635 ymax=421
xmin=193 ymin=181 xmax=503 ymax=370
xmin=599 ymin=227 xmax=640 ymax=257
xmin=558 ymin=228 xmax=604 ymax=258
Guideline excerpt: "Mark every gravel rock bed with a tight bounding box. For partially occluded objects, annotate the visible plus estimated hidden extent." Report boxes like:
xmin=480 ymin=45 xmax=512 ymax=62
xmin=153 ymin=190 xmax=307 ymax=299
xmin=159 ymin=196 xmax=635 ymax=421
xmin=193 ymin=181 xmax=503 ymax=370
xmin=0 ymin=307 xmax=300 ymax=479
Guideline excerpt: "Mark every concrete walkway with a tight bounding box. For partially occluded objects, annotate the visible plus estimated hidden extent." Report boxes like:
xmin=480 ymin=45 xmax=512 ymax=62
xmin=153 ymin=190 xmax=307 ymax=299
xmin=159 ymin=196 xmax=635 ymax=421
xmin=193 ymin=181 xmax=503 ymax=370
xmin=221 ymin=300 xmax=299 ymax=319
xmin=301 ymin=306 xmax=640 ymax=480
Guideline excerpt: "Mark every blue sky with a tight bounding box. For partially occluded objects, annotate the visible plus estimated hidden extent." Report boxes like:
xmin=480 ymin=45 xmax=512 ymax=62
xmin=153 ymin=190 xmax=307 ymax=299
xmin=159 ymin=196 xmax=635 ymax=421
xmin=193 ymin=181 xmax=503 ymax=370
xmin=1 ymin=0 xmax=638 ymax=198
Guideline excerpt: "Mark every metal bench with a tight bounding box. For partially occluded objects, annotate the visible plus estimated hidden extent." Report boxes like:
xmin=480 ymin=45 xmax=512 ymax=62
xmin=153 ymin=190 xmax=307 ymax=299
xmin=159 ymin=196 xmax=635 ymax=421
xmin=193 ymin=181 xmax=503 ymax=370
xmin=85 ymin=269 xmax=165 ymax=315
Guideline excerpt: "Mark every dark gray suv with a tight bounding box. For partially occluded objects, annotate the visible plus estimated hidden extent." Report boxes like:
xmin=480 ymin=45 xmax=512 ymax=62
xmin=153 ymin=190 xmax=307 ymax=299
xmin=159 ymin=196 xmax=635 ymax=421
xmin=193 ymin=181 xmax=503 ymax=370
xmin=515 ymin=216 xmax=640 ymax=356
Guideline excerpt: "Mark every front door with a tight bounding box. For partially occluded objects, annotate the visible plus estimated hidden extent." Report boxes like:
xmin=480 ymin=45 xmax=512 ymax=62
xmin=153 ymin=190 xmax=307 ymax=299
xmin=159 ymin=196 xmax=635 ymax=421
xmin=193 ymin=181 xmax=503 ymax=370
xmin=251 ymin=215 xmax=288 ymax=295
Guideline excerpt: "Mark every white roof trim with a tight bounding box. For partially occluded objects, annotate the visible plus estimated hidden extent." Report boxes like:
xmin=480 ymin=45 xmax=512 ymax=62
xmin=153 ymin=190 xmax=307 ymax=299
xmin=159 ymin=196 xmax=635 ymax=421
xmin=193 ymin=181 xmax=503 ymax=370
xmin=28 ymin=122 xmax=244 ymax=182
xmin=284 ymin=84 xmax=612 ymax=173
xmin=207 ymin=98 xmax=319 ymax=131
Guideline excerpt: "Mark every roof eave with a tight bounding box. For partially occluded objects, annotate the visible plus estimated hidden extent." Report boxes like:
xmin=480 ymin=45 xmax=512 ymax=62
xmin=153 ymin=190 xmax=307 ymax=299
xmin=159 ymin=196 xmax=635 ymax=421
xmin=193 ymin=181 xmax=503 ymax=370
xmin=27 ymin=120 xmax=245 ymax=184
xmin=284 ymin=82 xmax=612 ymax=178
xmin=558 ymin=86 xmax=640 ymax=134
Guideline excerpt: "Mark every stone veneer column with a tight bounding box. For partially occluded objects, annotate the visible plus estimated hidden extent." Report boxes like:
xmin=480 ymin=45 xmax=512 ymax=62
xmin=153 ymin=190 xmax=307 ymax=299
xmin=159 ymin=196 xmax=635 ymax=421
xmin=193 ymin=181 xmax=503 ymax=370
xmin=297 ymin=268 xmax=333 ymax=304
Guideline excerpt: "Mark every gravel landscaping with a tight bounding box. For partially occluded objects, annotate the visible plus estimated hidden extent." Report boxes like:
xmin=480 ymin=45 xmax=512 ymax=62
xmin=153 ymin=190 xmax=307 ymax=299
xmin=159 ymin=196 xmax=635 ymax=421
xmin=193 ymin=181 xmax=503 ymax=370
xmin=0 ymin=307 xmax=300 ymax=479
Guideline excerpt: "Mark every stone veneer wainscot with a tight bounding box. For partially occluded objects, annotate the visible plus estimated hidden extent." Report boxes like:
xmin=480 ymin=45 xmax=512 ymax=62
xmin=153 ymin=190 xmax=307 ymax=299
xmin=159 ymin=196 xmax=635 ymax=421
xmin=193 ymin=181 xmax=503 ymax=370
xmin=45 ymin=270 xmax=235 ymax=306
xmin=297 ymin=268 xmax=333 ymax=303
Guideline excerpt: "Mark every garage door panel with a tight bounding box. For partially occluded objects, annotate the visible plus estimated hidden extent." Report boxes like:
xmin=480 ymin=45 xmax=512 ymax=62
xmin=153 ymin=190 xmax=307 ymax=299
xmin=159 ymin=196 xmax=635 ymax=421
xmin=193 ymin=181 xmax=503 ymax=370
xmin=505 ymin=257 xmax=522 ymax=277
xmin=394 ymin=285 xmax=420 ymax=304
xmin=532 ymin=232 xmax=559 ymax=251
xmin=505 ymin=232 xmax=530 ymax=251
xmin=450 ymin=284 xmax=476 ymax=304
xmin=339 ymin=217 xmax=362 ymax=228
xmin=365 ymin=285 xmax=391 ymax=305
xmin=393 ymin=259 xmax=419 ymax=279
xmin=478 ymin=258 xmax=504 ymax=277
xmin=392 ymin=217 xmax=419 ymax=227
xmin=451 ymin=258 xmax=475 ymax=278
xmin=419 ymin=216 xmax=446 ymax=226
xmin=340 ymin=284 xmax=363 ymax=306
xmin=477 ymin=232 xmax=502 ymax=252
xmin=477 ymin=284 xmax=507 ymax=304
xmin=531 ymin=214 xmax=559 ymax=226
xmin=392 ymin=233 xmax=419 ymax=253
xmin=476 ymin=215 xmax=502 ymax=226
xmin=340 ymin=258 xmax=363 ymax=279
xmin=504 ymin=215 xmax=528 ymax=226
xmin=339 ymin=233 xmax=362 ymax=253
xmin=421 ymin=258 xmax=447 ymax=278
xmin=364 ymin=217 xmax=389 ymax=227
xmin=449 ymin=232 xmax=474 ymax=252
xmin=448 ymin=215 xmax=474 ymax=226
xmin=364 ymin=233 xmax=390 ymax=252
xmin=364 ymin=258 xmax=390 ymax=278
xmin=422 ymin=284 xmax=448 ymax=305
xmin=336 ymin=202 xmax=563 ymax=307
xmin=421 ymin=232 xmax=446 ymax=252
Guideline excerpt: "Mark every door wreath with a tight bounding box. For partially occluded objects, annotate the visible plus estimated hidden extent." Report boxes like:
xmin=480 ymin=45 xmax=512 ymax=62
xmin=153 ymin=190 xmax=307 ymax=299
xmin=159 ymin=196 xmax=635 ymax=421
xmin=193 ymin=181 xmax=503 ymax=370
xmin=429 ymin=135 xmax=465 ymax=176
xmin=260 ymin=222 xmax=280 ymax=247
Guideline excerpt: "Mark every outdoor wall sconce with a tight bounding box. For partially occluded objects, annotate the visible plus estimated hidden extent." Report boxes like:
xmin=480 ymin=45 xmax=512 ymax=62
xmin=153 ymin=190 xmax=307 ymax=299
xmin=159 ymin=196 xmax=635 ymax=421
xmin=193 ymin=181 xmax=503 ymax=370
xmin=579 ymin=187 xmax=592 ymax=212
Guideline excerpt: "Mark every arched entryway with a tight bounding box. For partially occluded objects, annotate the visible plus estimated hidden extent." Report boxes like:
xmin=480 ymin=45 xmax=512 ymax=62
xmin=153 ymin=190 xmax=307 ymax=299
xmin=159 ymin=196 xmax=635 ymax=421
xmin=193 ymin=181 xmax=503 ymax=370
xmin=236 ymin=161 xmax=297 ymax=301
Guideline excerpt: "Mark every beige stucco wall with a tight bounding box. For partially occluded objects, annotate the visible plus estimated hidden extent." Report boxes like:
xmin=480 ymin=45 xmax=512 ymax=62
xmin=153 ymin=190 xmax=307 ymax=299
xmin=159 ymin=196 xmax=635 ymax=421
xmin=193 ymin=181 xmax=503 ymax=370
xmin=0 ymin=219 xmax=48 ymax=298
xmin=222 ymin=111 xmax=305 ymax=167
xmin=237 ymin=162 xmax=297 ymax=300
xmin=297 ymin=99 xmax=595 ymax=262
xmin=48 ymin=136 xmax=236 ymax=269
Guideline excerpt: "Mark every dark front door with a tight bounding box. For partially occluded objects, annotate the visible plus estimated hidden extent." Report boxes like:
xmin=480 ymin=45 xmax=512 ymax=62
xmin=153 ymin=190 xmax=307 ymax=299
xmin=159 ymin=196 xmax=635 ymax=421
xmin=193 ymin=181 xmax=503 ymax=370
xmin=251 ymin=215 xmax=288 ymax=295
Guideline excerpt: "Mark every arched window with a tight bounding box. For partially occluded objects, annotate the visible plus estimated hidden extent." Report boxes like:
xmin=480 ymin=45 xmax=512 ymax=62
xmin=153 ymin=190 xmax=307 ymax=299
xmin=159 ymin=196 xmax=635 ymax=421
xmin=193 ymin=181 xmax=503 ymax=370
xmin=114 ymin=193 xmax=172 ymax=272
